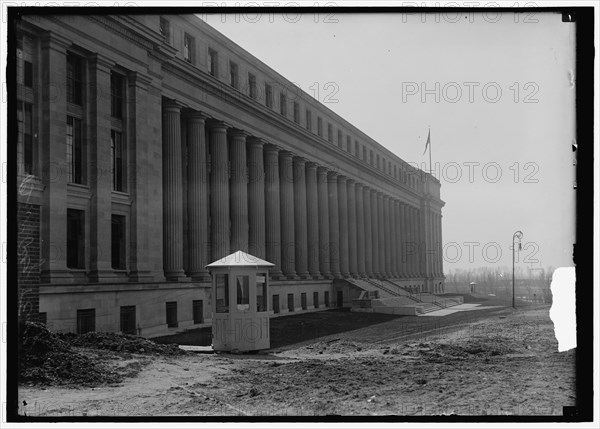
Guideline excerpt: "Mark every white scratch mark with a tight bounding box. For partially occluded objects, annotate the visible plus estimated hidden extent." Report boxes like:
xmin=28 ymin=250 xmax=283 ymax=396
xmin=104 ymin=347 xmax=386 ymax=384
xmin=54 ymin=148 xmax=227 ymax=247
xmin=549 ymin=267 xmax=576 ymax=352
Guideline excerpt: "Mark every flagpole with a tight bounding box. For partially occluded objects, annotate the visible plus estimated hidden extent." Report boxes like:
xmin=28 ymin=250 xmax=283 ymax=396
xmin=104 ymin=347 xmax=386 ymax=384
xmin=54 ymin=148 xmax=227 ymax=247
xmin=428 ymin=127 xmax=432 ymax=175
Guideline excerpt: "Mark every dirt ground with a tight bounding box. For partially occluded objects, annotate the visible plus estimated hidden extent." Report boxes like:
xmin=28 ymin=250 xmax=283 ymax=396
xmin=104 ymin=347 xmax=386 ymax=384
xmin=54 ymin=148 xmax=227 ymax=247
xmin=18 ymin=299 xmax=575 ymax=417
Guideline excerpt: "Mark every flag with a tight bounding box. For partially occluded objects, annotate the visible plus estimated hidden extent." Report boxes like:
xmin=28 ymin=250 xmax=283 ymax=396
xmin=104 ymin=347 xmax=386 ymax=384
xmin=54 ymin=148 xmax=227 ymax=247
xmin=422 ymin=129 xmax=431 ymax=155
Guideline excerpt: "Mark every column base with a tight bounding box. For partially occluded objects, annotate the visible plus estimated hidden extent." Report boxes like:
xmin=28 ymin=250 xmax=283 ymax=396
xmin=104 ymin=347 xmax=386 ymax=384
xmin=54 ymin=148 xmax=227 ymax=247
xmin=309 ymin=272 xmax=322 ymax=280
xmin=189 ymin=271 xmax=212 ymax=282
xmin=297 ymin=272 xmax=311 ymax=280
xmin=164 ymin=270 xmax=189 ymax=282
xmin=285 ymin=274 xmax=299 ymax=280
xmin=320 ymin=273 xmax=333 ymax=280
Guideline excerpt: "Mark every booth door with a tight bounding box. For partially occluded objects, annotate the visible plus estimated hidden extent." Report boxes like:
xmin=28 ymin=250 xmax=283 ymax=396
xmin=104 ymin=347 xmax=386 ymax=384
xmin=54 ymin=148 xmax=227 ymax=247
xmin=229 ymin=273 xmax=269 ymax=351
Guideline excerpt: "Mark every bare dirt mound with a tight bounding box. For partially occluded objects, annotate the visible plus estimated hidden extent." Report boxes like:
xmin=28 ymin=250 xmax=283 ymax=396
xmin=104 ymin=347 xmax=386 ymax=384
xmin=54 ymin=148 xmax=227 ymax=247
xmin=19 ymin=322 xmax=185 ymax=387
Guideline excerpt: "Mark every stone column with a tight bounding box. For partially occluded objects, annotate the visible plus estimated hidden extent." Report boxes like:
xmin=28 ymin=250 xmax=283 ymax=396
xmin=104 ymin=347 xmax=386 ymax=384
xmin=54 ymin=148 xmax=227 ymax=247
xmin=186 ymin=111 xmax=210 ymax=280
xmin=338 ymin=175 xmax=349 ymax=277
xmin=229 ymin=129 xmax=249 ymax=253
xmin=306 ymin=162 xmax=321 ymax=279
xmin=378 ymin=192 xmax=385 ymax=278
xmin=317 ymin=167 xmax=332 ymax=279
xmin=401 ymin=203 xmax=410 ymax=278
xmin=363 ymin=186 xmax=373 ymax=277
xmin=88 ymin=54 xmax=117 ymax=282
xmin=413 ymin=207 xmax=420 ymax=277
xmin=383 ymin=195 xmax=392 ymax=278
xmin=346 ymin=179 xmax=358 ymax=277
xmin=209 ymin=121 xmax=230 ymax=261
xmin=293 ymin=157 xmax=309 ymax=279
xmin=391 ymin=199 xmax=399 ymax=278
xmin=328 ymin=171 xmax=341 ymax=278
xmin=248 ymin=138 xmax=266 ymax=259
xmin=162 ymin=100 xmax=186 ymax=280
xmin=279 ymin=151 xmax=297 ymax=279
xmin=370 ymin=189 xmax=379 ymax=277
xmin=438 ymin=213 xmax=444 ymax=277
xmin=264 ymin=145 xmax=283 ymax=278
xmin=355 ymin=183 xmax=366 ymax=277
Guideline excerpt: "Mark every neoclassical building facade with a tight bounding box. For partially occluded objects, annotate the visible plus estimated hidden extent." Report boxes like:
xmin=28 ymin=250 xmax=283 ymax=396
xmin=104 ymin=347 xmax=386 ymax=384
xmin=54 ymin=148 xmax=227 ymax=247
xmin=15 ymin=13 xmax=445 ymax=337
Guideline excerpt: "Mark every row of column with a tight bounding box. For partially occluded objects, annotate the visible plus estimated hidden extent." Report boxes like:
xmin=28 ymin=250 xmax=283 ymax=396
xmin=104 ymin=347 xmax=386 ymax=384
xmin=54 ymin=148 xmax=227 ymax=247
xmin=162 ymin=100 xmax=443 ymax=281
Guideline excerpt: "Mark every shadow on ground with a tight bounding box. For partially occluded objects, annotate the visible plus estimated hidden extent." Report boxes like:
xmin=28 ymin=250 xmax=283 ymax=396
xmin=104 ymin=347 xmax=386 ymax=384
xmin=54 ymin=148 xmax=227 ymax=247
xmin=152 ymin=308 xmax=404 ymax=349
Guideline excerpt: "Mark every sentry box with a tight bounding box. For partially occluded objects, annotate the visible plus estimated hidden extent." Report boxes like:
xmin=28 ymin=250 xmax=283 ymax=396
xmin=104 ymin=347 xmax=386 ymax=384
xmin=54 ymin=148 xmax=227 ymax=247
xmin=206 ymin=250 xmax=274 ymax=352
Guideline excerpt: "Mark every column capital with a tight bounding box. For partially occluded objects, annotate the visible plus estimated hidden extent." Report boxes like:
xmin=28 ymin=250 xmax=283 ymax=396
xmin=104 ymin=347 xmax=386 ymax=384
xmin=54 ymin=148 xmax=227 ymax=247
xmin=327 ymin=170 xmax=339 ymax=179
xmin=355 ymin=182 xmax=364 ymax=190
xmin=383 ymin=194 xmax=390 ymax=201
xmin=293 ymin=156 xmax=307 ymax=165
xmin=306 ymin=161 xmax=318 ymax=170
xmin=247 ymin=137 xmax=267 ymax=148
xmin=163 ymin=98 xmax=186 ymax=112
xmin=185 ymin=110 xmax=210 ymax=122
xmin=347 ymin=178 xmax=356 ymax=185
xmin=229 ymin=128 xmax=250 ymax=139
xmin=207 ymin=120 xmax=231 ymax=132
xmin=337 ymin=175 xmax=348 ymax=183
xmin=263 ymin=143 xmax=280 ymax=154
xmin=279 ymin=150 xmax=295 ymax=159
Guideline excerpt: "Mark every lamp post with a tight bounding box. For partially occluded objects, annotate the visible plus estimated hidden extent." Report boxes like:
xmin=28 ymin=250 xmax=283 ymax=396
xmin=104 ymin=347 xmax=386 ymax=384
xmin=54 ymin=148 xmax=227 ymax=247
xmin=512 ymin=230 xmax=523 ymax=309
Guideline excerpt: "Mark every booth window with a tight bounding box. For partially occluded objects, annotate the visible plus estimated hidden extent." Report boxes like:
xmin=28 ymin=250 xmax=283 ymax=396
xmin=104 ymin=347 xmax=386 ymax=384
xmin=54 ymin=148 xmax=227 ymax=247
xmin=216 ymin=274 xmax=229 ymax=313
xmin=272 ymin=295 xmax=280 ymax=313
xmin=236 ymin=275 xmax=250 ymax=309
xmin=256 ymin=275 xmax=267 ymax=312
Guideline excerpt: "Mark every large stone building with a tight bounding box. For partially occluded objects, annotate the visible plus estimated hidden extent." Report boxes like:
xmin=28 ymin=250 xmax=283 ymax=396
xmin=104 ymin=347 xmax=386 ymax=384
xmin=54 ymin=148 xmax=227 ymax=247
xmin=14 ymin=13 xmax=445 ymax=337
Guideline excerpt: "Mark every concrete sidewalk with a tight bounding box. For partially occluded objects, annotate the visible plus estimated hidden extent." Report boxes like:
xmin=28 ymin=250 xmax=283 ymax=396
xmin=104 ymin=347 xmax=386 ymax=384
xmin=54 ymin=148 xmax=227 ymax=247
xmin=418 ymin=303 xmax=504 ymax=317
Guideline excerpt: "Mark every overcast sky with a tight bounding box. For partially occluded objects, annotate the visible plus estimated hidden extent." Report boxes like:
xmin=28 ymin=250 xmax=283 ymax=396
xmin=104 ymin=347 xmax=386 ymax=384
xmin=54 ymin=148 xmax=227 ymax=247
xmin=200 ymin=11 xmax=576 ymax=273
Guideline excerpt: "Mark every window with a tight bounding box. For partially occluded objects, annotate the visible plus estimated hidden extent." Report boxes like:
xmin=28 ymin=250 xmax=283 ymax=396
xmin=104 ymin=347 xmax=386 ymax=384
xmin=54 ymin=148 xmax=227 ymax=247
xmin=272 ymin=294 xmax=280 ymax=314
xmin=77 ymin=309 xmax=95 ymax=334
xmin=383 ymin=157 xmax=386 ymax=172
xmin=376 ymin=154 xmax=380 ymax=169
xmin=347 ymin=136 xmax=352 ymax=153
xmin=337 ymin=130 xmax=342 ymax=148
xmin=67 ymin=209 xmax=85 ymax=269
xmin=111 ymin=130 xmax=125 ymax=191
xmin=66 ymin=116 xmax=83 ymax=184
xmin=317 ymin=117 xmax=323 ymax=137
xmin=287 ymin=293 xmax=294 ymax=312
xmin=236 ymin=275 xmax=250 ymax=309
xmin=17 ymin=33 xmax=34 ymax=88
xmin=327 ymin=123 xmax=333 ymax=143
xmin=111 ymin=215 xmax=126 ymax=270
xmin=159 ymin=17 xmax=170 ymax=42
xmin=110 ymin=72 xmax=124 ymax=119
xmin=193 ymin=300 xmax=203 ymax=324
xmin=229 ymin=61 xmax=238 ymax=88
xmin=388 ymin=161 xmax=392 ymax=174
xmin=301 ymin=293 xmax=307 ymax=310
xmin=208 ymin=48 xmax=218 ymax=76
xmin=17 ymin=102 xmax=34 ymax=174
xmin=166 ymin=302 xmax=178 ymax=328
xmin=216 ymin=274 xmax=229 ymax=313
xmin=313 ymin=292 xmax=319 ymax=309
xmin=370 ymin=150 xmax=374 ymax=166
xmin=363 ymin=146 xmax=367 ymax=161
xmin=66 ymin=53 xmax=82 ymax=105
xmin=394 ymin=165 xmax=397 ymax=178
xmin=265 ymin=83 xmax=273 ymax=108
xmin=324 ymin=291 xmax=330 ymax=307
xmin=355 ymin=141 xmax=360 ymax=157
xmin=305 ymin=109 xmax=312 ymax=130
xmin=248 ymin=72 xmax=256 ymax=98
xmin=293 ymin=102 xmax=300 ymax=123
xmin=256 ymin=275 xmax=267 ymax=312
xmin=120 ymin=306 xmax=136 ymax=334
xmin=279 ymin=92 xmax=287 ymax=117
xmin=183 ymin=33 xmax=194 ymax=63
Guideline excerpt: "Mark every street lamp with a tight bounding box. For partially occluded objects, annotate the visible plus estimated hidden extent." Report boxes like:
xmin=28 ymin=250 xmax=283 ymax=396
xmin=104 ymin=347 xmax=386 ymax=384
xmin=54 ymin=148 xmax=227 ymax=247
xmin=512 ymin=230 xmax=523 ymax=309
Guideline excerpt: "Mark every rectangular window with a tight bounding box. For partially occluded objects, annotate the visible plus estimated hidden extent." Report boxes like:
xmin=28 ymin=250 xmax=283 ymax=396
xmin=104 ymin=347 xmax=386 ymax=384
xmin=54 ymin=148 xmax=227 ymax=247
xmin=18 ymin=102 xmax=34 ymax=174
xmin=363 ymin=147 xmax=367 ymax=161
xmin=77 ymin=309 xmax=95 ymax=334
xmin=193 ymin=300 xmax=203 ymax=324
xmin=183 ymin=33 xmax=194 ymax=64
xmin=24 ymin=61 xmax=33 ymax=88
xmin=394 ymin=165 xmax=397 ymax=178
xmin=376 ymin=154 xmax=380 ymax=169
xmin=236 ymin=275 xmax=250 ymax=308
xmin=293 ymin=102 xmax=300 ymax=123
xmin=110 ymin=73 xmax=124 ymax=119
xmin=301 ymin=293 xmax=307 ymax=310
xmin=337 ymin=130 xmax=342 ymax=148
xmin=324 ymin=291 xmax=330 ymax=307
xmin=229 ymin=61 xmax=238 ymax=88
xmin=265 ymin=84 xmax=273 ymax=108
xmin=355 ymin=141 xmax=359 ymax=157
xmin=328 ymin=123 xmax=333 ymax=143
xmin=317 ymin=117 xmax=323 ymax=137
xmin=120 ymin=306 xmax=136 ymax=335
xmin=313 ymin=292 xmax=319 ymax=309
xmin=287 ymin=293 xmax=294 ymax=312
xmin=66 ymin=53 xmax=82 ymax=105
xmin=248 ymin=72 xmax=256 ymax=99
xmin=208 ymin=49 xmax=218 ymax=76
xmin=159 ymin=17 xmax=170 ymax=42
xmin=111 ymin=214 xmax=126 ymax=270
xmin=256 ymin=275 xmax=267 ymax=312
xmin=67 ymin=209 xmax=85 ymax=269
xmin=17 ymin=34 xmax=34 ymax=88
xmin=272 ymin=294 xmax=280 ymax=314
xmin=66 ymin=116 xmax=83 ymax=184
xmin=370 ymin=150 xmax=374 ymax=166
xmin=111 ymin=130 xmax=125 ymax=191
xmin=166 ymin=302 xmax=178 ymax=328
xmin=305 ymin=109 xmax=312 ymax=131
xmin=216 ymin=274 xmax=229 ymax=313
xmin=279 ymin=92 xmax=287 ymax=117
